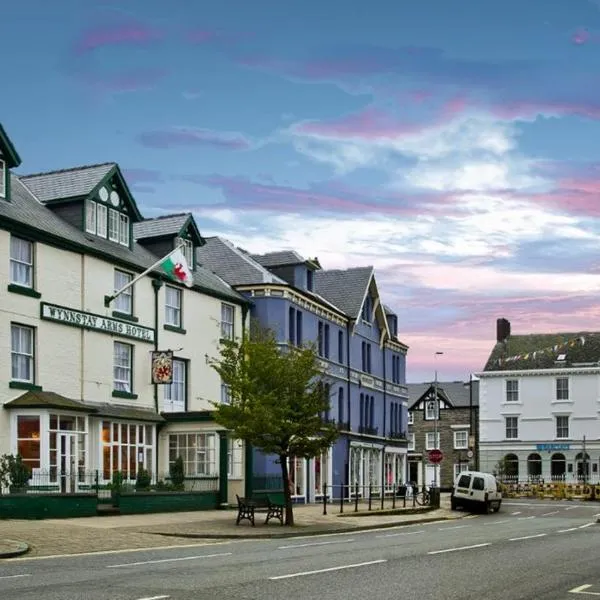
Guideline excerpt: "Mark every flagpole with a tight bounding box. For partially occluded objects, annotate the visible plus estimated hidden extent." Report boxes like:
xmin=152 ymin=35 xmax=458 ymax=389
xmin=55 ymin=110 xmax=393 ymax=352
xmin=104 ymin=244 xmax=185 ymax=308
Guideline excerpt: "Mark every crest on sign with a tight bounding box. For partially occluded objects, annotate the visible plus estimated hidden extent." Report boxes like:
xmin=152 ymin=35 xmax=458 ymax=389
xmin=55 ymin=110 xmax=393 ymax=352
xmin=151 ymin=351 xmax=173 ymax=384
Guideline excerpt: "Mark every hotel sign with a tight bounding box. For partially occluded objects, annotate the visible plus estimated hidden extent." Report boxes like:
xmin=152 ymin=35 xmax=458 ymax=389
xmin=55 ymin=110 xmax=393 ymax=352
xmin=40 ymin=302 xmax=155 ymax=343
xmin=536 ymin=443 xmax=571 ymax=451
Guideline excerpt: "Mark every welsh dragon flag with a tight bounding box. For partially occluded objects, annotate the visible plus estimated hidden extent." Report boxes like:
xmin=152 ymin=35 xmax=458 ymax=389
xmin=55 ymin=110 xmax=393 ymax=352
xmin=161 ymin=248 xmax=193 ymax=288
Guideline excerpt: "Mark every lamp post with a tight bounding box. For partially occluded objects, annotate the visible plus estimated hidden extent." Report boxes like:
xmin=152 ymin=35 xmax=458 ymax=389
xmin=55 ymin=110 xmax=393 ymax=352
xmin=433 ymin=351 xmax=443 ymax=488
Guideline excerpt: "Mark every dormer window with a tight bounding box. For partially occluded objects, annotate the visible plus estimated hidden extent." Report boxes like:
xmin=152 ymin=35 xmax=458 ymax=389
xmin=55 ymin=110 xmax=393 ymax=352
xmin=86 ymin=193 xmax=129 ymax=247
xmin=307 ymin=269 xmax=314 ymax=292
xmin=0 ymin=158 xmax=5 ymax=198
xmin=361 ymin=295 xmax=372 ymax=322
xmin=177 ymin=237 xmax=194 ymax=269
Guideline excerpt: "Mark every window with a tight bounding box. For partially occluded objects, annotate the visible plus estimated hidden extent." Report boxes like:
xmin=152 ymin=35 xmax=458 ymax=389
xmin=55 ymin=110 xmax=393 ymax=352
xmin=113 ymin=270 xmax=133 ymax=315
xmin=366 ymin=343 xmax=371 ymax=373
xmin=337 ymin=387 xmax=344 ymax=423
xmin=9 ymin=236 xmax=34 ymax=288
xmin=228 ymin=438 xmax=243 ymax=478
xmin=119 ymin=213 xmax=130 ymax=246
xmin=426 ymin=432 xmax=440 ymax=450
xmin=11 ymin=324 xmax=34 ymax=383
xmin=96 ymin=203 xmax=107 ymax=238
xmin=101 ymin=421 xmax=153 ymax=482
xmin=338 ymin=330 xmax=344 ymax=363
xmin=556 ymin=377 xmax=569 ymax=401
xmin=408 ymin=433 xmax=415 ymax=451
xmin=296 ymin=310 xmax=303 ymax=345
xmin=505 ymin=416 xmax=518 ymax=439
xmin=324 ymin=324 xmax=330 ymax=359
xmin=307 ymin=269 xmax=314 ymax=291
xmin=163 ymin=359 xmax=186 ymax=412
xmin=49 ymin=415 xmax=86 ymax=484
xmin=556 ymin=416 xmax=569 ymax=439
xmin=506 ymin=379 xmax=519 ymax=402
xmin=360 ymin=393 xmax=365 ymax=427
xmin=86 ymin=200 xmax=97 ymax=233
xmin=17 ymin=416 xmax=40 ymax=470
xmin=221 ymin=382 xmax=231 ymax=404
xmin=165 ymin=286 xmax=182 ymax=327
xmin=0 ymin=158 xmax=5 ymax=198
xmin=361 ymin=342 xmax=372 ymax=373
xmin=425 ymin=399 xmax=438 ymax=420
xmin=472 ymin=476 xmax=485 ymax=491
xmin=408 ymin=412 xmax=414 ymax=425
xmin=169 ymin=433 xmax=217 ymax=476
xmin=177 ymin=237 xmax=194 ymax=268
xmin=113 ymin=342 xmax=133 ymax=393
xmin=288 ymin=307 xmax=296 ymax=344
xmin=221 ymin=303 xmax=234 ymax=339
xmin=454 ymin=463 xmax=469 ymax=479
xmin=318 ymin=321 xmax=324 ymax=357
xmin=361 ymin=295 xmax=372 ymax=322
xmin=454 ymin=430 xmax=469 ymax=449
xmin=108 ymin=208 xmax=119 ymax=242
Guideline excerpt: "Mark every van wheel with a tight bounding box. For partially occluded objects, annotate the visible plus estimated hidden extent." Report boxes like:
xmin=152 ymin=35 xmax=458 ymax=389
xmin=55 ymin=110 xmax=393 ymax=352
xmin=493 ymin=501 xmax=501 ymax=513
xmin=484 ymin=501 xmax=492 ymax=514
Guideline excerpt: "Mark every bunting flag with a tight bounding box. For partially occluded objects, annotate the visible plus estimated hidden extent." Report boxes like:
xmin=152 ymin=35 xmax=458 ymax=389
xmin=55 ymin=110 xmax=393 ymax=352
xmin=497 ymin=335 xmax=586 ymax=366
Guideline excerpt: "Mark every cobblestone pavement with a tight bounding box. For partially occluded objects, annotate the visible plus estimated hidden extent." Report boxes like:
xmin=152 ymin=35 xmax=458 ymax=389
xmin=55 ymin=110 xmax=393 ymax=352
xmin=0 ymin=496 xmax=460 ymax=558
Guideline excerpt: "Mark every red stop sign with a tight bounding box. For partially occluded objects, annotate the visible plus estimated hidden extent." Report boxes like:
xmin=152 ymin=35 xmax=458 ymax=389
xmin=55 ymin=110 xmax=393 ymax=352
xmin=428 ymin=449 xmax=443 ymax=464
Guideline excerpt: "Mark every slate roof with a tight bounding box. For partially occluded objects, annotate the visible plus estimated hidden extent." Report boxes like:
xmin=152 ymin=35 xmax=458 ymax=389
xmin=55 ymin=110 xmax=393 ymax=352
xmin=314 ymin=266 xmax=373 ymax=318
xmin=20 ymin=163 xmax=115 ymax=203
xmin=383 ymin=304 xmax=396 ymax=316
xmin=407 ymin=380 xmax=479 ymax=409
xmin=250 ymin=250 xmax=306 ymax=267
xmin=483 ymin=332 xmax=600 ymax=372
xmin=197 ymin=237 xmax=287 ymax=285
xmin=133 ymin=213 xmax=190 ymax=240
xmin=2 ymin=175 xmax=246 ymax=304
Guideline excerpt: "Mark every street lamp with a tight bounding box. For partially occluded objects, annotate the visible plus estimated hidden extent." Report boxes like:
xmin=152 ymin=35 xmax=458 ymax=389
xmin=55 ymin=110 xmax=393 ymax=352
xmin=433 ymin=351 xmax=443 ymax=488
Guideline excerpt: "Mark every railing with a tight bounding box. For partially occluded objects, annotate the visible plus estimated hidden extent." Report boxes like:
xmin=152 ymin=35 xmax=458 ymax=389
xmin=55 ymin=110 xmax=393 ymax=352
xmin=498 ymin=474 xmax=600 ymax=485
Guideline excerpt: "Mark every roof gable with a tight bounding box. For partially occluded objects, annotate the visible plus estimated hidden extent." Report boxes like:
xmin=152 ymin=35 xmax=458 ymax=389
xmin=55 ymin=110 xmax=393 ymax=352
xmin=407 ymin=381 xmax=479 ymax=409
xmin=0 ymin=123 xmax=21 ymax=168
xmin=250 ymin=250 xmax=306 ymax=268
xmin=133 ymin=213 xmax=204 ymax=246
xmin=360 ymin=272 xmax=390 ymax=341
xmin=314 ymin=266 xmax=373 ymax=318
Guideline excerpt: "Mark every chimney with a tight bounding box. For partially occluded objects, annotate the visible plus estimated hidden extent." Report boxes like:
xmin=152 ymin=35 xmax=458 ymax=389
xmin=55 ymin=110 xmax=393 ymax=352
xmin=496 ymin=318 xmax=511 ymax=343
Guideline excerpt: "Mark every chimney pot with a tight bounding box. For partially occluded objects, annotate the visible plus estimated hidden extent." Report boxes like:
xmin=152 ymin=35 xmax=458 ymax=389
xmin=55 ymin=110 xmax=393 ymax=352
xmin=496 ymin=318 xmax=511 ymax=343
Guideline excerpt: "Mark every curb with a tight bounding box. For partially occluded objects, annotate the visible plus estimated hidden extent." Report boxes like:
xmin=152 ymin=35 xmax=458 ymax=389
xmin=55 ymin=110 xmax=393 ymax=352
xmin=143 ymin=514 xmax=465 ymax=540
xmin=0 ymin=540 xmax=30 ymax=559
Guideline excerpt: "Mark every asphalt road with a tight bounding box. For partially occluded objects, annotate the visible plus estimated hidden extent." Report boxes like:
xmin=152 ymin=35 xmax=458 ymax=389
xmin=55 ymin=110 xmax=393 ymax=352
xmin=1 ymin=499 xmax=600 ymax=600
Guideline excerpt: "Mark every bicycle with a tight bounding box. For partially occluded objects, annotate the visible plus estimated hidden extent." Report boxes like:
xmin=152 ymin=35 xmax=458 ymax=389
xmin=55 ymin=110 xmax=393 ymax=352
xmin=414 ymin=488 xmax=431 ymax=506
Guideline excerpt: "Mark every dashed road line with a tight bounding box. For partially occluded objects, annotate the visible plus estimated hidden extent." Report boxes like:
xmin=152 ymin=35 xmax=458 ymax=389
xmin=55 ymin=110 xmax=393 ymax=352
xmin=484 ymin=519 xmax=510 ymax=526
xmin=136 ymin=596 xmax=170 ymax=600
xmin=278 ymin=539 xmax=355 ymax=549
xmin=558 ymin=527 xmax=580 ymax=533
xmin=517 ymin=516 xmax=536 ymax=520
xmin=569 ymin=584 xmax=600 ymax=596
xmin=511 ymin=511 xmax=522 ymax=515
xmin=106 ymin=552 xmax=232 ymax=569
xmin=438 ymin=525 xmax=470 ymax=531
xmin=579 ymin=523 xmax=596 ymax=529
xmin=0 ymin=574 xmax=32 ymax=580
xmin=509 ymin=533 xmax=547 ymax=541
xmin=269 ymin=559 xmax=387 ymax=580
xmin=376 ymin=530 xmax=424 ymax=538
xmin=542 ymin=511 xmax=560 ymax=516
xmin=428 ymin=543 xmax=491 ymax=555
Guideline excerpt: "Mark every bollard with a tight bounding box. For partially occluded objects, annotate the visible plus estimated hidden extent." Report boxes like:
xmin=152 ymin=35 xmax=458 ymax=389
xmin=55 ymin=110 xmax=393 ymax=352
xmin=381 ymin=484 xmax=385 ymax=510
xmin=340 ymin=484 xmax=344 ymax=513
xmin=323 ymin=483 xmax=327 ymax=515
xmin=392 ymin=486 xmax=396 ymax=509
xmin=368 ymin=484 xmax=372 ymax=511
xmin=354 ymin=482 xmax=359 ymax=512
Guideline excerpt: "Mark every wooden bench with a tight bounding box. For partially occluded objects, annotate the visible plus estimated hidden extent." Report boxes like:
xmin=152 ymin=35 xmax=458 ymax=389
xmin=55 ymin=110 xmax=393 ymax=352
xmin=235 ymin=493 xmax=285 ymax=526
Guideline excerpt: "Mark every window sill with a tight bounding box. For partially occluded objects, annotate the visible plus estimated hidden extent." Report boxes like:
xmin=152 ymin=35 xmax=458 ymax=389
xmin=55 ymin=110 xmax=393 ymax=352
xmin=112 ymin=390 xmax=138 ymax=400
xmin=164 ymin=324 xmax=187 ymax=334
xmin=112 ymin=311 xmax=139 ymax=323
xmin=454 ymin=447 xmax=469 ymax=451
xmin=219 ymin=337 xmax=234 ymax=344
xmin=551 ymin=399 xmax=573 ymax=404
xmin=7 ymin=284 xmax=41 ymax=299
xmin=9 ymin=381 xmax=42 ymax=391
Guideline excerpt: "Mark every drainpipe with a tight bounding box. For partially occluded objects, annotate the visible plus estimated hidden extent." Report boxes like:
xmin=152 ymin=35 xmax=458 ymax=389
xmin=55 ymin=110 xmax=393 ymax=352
xmin=345 ymin=320 xmax=352 ymax=490
xmin=382 ymin=343 xmax=387 ymax=494
xmin=151 ymin=278 xmax=163 ymax=479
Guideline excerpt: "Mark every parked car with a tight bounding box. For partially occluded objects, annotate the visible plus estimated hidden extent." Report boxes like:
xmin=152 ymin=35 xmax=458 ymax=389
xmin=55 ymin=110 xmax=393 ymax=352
xmin=450 ymin=471 xmax=502 ymax=513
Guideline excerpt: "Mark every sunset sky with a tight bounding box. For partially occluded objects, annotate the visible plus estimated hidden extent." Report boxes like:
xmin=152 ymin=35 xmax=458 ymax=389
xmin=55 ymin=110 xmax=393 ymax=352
xmin=3 ymin=0 xmax=600 ymax=382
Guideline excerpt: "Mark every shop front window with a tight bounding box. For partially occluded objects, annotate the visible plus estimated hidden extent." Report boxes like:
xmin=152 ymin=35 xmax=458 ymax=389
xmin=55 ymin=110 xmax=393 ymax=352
xmin=17 ymin=416 xmax=40 ymax=470
xmin=169 ymin=433 xmax=217 ymax=477
xmin=102 ymin=421 xmax=154 ymax=482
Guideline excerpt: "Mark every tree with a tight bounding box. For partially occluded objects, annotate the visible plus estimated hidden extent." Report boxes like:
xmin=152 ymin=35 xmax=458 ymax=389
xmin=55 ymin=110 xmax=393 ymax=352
xmin=210 ymin=324 xmax=339 ymax=525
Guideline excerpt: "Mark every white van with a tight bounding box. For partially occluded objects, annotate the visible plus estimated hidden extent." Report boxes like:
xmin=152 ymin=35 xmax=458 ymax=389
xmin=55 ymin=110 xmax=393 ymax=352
xmin=450 ymin=471 xmax=502 ymax=513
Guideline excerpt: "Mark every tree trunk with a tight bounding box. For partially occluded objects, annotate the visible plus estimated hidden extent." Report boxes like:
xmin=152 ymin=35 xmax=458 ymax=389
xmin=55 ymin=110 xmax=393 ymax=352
xmin=280 ymin=454 xmax=294 ymax=526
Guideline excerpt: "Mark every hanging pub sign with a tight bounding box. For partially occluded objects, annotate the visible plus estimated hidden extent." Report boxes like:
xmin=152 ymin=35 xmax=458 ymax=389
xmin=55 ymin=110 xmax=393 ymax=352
xmin=151 ymin=351 xmax=174 ymax=384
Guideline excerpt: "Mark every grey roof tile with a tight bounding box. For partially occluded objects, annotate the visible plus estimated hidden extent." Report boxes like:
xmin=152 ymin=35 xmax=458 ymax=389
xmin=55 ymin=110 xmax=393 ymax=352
xmin=2 ymin=175 xmax=244 ymax=304
xmin=250 ymin=250 xmax=306 ymax=267
xmin=133 ymin=213 xmax=190 ymax=240
xmin=314 ymin=266 xmax=373 ymax=318
xmin=407 ymin=381 xmax=479 ymax=409
xmin=197 ymin=237 xmax=287 ymax=285
xmin=20 ymin=163 xmax=115 ymax=203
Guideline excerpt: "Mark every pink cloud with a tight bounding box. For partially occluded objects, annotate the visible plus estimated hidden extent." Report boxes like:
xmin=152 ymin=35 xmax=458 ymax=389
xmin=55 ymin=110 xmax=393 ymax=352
xmin=490 ymin=100 xmax=600 ymax=121
xmin=73 ymin=23 xmax=163 ymax=55
xmin=137 ymin=128 xmax=252 ymax=150
xmin=571 ymin=27 xmax=592 ymax=45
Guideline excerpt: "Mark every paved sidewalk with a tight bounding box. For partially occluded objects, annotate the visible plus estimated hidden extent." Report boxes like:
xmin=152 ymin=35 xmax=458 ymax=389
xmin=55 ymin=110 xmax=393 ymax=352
xmin=0 ymin=496 xmax=462 ymax=558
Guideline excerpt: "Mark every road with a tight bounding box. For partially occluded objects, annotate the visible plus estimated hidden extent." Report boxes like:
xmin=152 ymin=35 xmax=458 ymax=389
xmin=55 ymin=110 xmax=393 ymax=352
xmin=1 ymin=499 xmax=599 ymax=600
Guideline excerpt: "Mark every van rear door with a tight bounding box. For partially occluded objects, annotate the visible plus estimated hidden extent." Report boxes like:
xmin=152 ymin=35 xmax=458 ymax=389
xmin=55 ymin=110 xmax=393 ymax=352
xmin=456 ymin=474 xmax=471 ymax=494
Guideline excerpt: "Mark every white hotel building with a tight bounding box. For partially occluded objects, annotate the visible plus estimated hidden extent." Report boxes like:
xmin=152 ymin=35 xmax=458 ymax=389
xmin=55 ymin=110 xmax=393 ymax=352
xmin=0 ymin=123 xmax=248 ymax=500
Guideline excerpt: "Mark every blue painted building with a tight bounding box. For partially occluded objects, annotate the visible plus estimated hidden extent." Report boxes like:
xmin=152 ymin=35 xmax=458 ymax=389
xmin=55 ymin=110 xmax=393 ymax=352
xmin=197 ymin=239 xmax=409 ymax=501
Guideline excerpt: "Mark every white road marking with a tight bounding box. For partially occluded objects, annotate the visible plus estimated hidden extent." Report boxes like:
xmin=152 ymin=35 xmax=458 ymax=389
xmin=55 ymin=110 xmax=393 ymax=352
xmin=269 ymin=559 xmax=387 ymax=580
xmin=106 ymin=552 xmax=232 ymax=569
xmin=484 ymin=519 xmax=509 ymax=526
xmin=565 ymin=506 xmax=579 ymax=511
xmin=542 ymin=511 xmax=559 ymax=516
xmin=278 ymin=539 xmax=355 ymax=549
xmin=558 ymin=527 xmax=579 ymax=533
xmin=376 ymin=530 xmax=425 ymax=538
xmin=509 ymin=533 xmax=547 ymax=541
xmin=136 ymin=596 xmax=170 ymax=600
xmin=569 ymin=584 xmax=600 ymax=595
xmin=579 ymin=523 xmax=596 ymax=529
xmin=438 ymin=525 xmax=469 ymax=531
xmin=511 ymin=511 xmax=522 ymax=515
xmin=517 ymin=516 xmax=536 ymax=520
xmin=0 ymin=574 xmax=32 ymax=580
xmin=428 ymin=543 xmax=491 ymax=555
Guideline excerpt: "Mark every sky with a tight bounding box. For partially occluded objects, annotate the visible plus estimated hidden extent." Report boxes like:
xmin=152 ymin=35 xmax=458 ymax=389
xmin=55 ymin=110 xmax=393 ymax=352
xmin=2 ymin=0 xmax=600 ymax=383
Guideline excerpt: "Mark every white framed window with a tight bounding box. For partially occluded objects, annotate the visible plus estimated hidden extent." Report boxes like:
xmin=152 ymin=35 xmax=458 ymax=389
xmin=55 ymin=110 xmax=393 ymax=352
xmin=0 ymin=158 xmax=6 ymax=198
xmin=556 ymin=377 xmax=569 ymax=401
xmin=108 ymin=208 xmax=120 ymax=242
xmin=11 ymin=324 xmax=34 ymax=383
xmin=169 ymin=433 xmax=217 ymax=476
xmin=113 ymin=342 xmax=133 ymax=393
xmin=9 ymin=236 xmax=34 ymax=288
xmin=505 ymin=416 xmax=518 ymax=439
xmin=407 ymin=412 xmax=414 ymax=425
xmin=119 ymin=213 xmax=130 ymax=246
xmin=506 ymin=379 xmax=519 ymax=402
xmin=163 ymin=359 xmax=186 ymax=412
xmin=454 ymin=430 xmax=469 ymax=449
xmin=101 ymin=421 xmax=154 ymax=482
xmin=228 ymin=438 xmax=243 ymax=478
xmin=86 ymin=200 xmax=97 ymax=234
xmin=113 ymin=270 xmax=133 ymax=314
xmin=177 ymin=237 xmax=194 ymax=268
xmin=165 ymin=286 xmax=182 ymax=327
xmin=221 ymin=382 xmax=231 ymax=404
xmin=408 ymin=433 xmax=415 ymax=451
xmin=425 ymin=432 xmax=440 ymax=450
xmin=96 ymin=203 xmax=107 ymax=238
xmin=221 ymin=303 xmax=234 ymax=339
xmin=556 ymin=415 xmax=569 ymax=439
xmin=425 ymin=399 xmax=438 ymax=420
xmin=454 ymin=463 xmax=469 ymax=479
